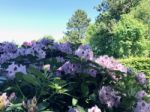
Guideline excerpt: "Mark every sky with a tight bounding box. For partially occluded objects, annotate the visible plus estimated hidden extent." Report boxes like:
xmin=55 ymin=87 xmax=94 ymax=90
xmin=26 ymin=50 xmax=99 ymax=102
xmin=0 ymin=0 xmax=100 ymax=44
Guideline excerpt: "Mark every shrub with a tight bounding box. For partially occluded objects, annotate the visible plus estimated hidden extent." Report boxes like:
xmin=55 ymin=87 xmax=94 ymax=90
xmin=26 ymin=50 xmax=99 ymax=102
xmin=119 ymin=57 xmax=150 ymax=76
xmin=0 ymin=38 xmax=149 ymax=112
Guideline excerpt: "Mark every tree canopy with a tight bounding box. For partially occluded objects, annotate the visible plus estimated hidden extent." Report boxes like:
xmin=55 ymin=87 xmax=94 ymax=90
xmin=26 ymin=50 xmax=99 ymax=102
xmin=63 ymin=9 xmax=90 ymax=43
xmin=84 ymin=0 xmax=150 ymax=58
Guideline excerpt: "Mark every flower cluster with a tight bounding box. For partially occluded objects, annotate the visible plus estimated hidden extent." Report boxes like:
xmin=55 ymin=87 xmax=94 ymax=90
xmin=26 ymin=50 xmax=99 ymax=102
xmin=57 ymin=61 xmax=97 ymax=77
xmin=0 ymin=42 xmax=18 ymax=64
xmin=52 ymin=42 xmax=72 ymax=54
xmin=38 ymin=38 xmax=53 ymax=46
xmin=0 ymin=40 xmax=47 ymax=65
xmin=57 ymin=61 xmax=81 ymax=75
xmin=136 ymin=90 xmax=147 ymax=100
xmin=134 ymin=100 xmax=150 ymax=112
xmin=0 ymin=92 xmax=15 ymax=110
xmin=136 ymin=72 xmax=147 ymax=85
xmin=19 ymin=41 xmax=46 ymax=59
xmin=6 ymin=62 xmax=27 ymax=79
xmin=84 ymin=69 xmax=97 ymax=77
xmin=23 ymin=97 xmax=38 ymax=112
xmin=0 ymin=93 xmax=10 ymax=110
xmin=134 ymin=89 xmax=149 ymax=112
xmin=99 ymin=86 xmax=121 ymax=108
xmin=0 ymin=39 xmax=128 ymax=80
xmin=95 ymin=55 xmax=127 ymax=73
xmin=88 ymin=105 xmax=101 ymax=112
xmin=68 ymin=105 xmax=101 ymax=112
xmin=75 ymin=45 xmax=93 ymax=60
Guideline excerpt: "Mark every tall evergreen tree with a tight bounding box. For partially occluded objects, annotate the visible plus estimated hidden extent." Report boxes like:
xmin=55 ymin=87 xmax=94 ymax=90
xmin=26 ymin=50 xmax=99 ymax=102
xmin=64 ymin=9 xmax=90 ymax=43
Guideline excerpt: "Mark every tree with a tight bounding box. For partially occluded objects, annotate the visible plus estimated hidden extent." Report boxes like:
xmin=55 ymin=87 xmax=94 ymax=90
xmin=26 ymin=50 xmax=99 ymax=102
xmin=85 ymin=21 xmax=115 ymax=56
xmin=130 ymin=0 xmax=150 ymax=39
xmin=82 ymin=24 xmax=97 ymax=44
xmin=112 ymin=14 xmax=149 ymax=57
xmin=64 ymin=9 xmax=90 ymax=43
xmin=95 ymin=0 xmax=141 ymax=22
xmin=84 ymin=0 xmax=146 ymax=58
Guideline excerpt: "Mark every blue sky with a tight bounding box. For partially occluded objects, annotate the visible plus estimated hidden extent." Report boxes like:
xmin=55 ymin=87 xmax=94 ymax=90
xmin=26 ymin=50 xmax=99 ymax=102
xmin=0 ymin=0 xmax=100 ymax=44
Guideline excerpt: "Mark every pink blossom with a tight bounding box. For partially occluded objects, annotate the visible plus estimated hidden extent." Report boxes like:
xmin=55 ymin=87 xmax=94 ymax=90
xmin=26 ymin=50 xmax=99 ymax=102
xmin=88 ymin=105 xmax=101 ymax=112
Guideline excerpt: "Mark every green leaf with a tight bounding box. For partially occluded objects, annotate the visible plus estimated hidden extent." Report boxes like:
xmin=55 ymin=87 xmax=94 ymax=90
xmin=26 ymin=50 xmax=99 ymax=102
xmin=4 ymin=87 xmax=16 ymax=91
xmin=81 ymin=83 xmax=89 ymax=97
xmin=23 ymin=75 xmax=39 ymax=86
xmin=28 ymin=66 xmax=43 ymax=78
xmin=144 ymin=95 xmax=150 ymax=103
xmin=38 ymin=102 xmax=49 ymax=111
xmin=6 ymin=103 xmax=23 ymax=111
xmin=72 ymin=98 xmax=78 ymax=106
xmin=89 ymin=93 xmax=96 ymax=101
xmin=15 ymin=72 xmax=24 ymax=80
xmin=76 ymin=106 xmax=85 ymax=112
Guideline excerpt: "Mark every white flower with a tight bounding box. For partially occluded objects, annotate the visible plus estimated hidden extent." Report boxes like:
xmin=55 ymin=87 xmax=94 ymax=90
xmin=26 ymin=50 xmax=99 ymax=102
xmin=0 ymin=93 xmax=10 ymax=109
xmin=17 ymin=65 xmax=27 ymax=74
xmin=6 ymin=62 xmax=27 ymax=79
xmin=88 ymin=105 xmax=101 ymax=112
xmin=43 ymin=64 xmax=50 ymax=71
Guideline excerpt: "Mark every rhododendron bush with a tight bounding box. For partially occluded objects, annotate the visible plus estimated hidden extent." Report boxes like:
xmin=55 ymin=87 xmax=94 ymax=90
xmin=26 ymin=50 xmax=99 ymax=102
xmin=0 ymin=38 xmax=149 ymax=112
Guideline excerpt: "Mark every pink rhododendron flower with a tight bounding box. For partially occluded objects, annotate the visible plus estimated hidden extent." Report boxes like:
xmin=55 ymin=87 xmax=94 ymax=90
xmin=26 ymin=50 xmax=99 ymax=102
xmin=88 ymin=105 xmax=101 ymax=112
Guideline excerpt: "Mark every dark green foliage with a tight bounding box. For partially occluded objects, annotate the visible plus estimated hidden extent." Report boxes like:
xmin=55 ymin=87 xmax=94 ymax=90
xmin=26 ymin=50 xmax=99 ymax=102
xmin=95 ymin=0 xmax=141 ymax=22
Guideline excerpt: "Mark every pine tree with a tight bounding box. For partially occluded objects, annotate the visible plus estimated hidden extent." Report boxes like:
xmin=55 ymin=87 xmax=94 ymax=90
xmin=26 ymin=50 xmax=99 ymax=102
xmin=64 ymin=9 xmax=90 ymax=43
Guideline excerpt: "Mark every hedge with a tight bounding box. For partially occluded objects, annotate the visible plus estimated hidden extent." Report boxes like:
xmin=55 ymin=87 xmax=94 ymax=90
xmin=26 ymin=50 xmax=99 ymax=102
xmin=119 ymin=57 xmax=150 ymax=75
